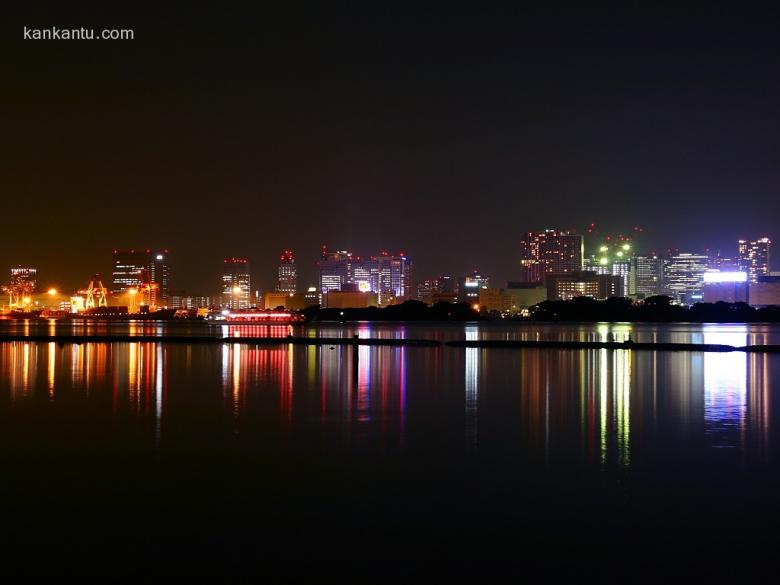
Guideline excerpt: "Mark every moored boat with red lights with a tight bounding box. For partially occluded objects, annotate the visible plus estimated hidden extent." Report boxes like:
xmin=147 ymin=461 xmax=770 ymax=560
xmin=214 ymin=309 xmax=306 ymax=324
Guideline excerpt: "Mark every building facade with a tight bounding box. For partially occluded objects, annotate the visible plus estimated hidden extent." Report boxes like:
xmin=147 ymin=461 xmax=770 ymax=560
xmin=111 ymin=249 xmax=170 ymax=307
xmin=664 ymin=252 xmax=709 ymax=304
xmin=457 ymin=271 xmax=489 ymax=304
xmin=318 ymin=247 xmax=412 ymax=307
xmin=738 ymin=237 xmax=771 ymax=283
xmin=520 ymin=229 xmax=583 ymax=283
xmin=546 ymin=271 xmax=624 ymax=301
xmin=276 ymin=249 xmax=298 ymax=294
xmin=222 ymin=257 xmax=251 ymax=309
xmin=628 ymin=255 xmax=664 ymax=299
xmin=702 ymin=271 xmax=749 ymax=303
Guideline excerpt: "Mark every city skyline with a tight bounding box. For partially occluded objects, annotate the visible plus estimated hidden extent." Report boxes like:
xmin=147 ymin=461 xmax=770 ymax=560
xmin=3 ymin=232 xmax=774 ymax=309
xmin=5 ymin=5 xmax=780 ymax=297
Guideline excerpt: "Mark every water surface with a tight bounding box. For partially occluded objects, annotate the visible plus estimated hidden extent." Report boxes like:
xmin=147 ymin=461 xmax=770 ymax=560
xmin=1 ymin=322 xmax=778 ymax=578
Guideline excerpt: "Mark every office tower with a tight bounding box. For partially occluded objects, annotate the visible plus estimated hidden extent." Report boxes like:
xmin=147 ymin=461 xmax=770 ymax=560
xmin=318 ymin=247 xmax=412 ymax=307
xmin=628 ymin=255 xmax=664 ymax=299
xmin=112 ymin=249 xmax=170 ymax=306
xmin=222 ymin=257 xmax=251 ymax=309
xmin=375 ymin=251 xmax=412 ymax=303
xmin=317 ymin=247 xmax=352 ymax=295
xmin=738 ymin=237 xmax=771 ymax=282
xmin=276 ymin=250 xmax=298 ymax=294
xmin=520 ymin=229 xmax=583 ymax=282
xmin=664 ymin=252 xmax=709 ymax=304
xmin=457 ymin=271 xmax=490 ymax=304
xmin=148 ymin=251 xmax=170 ymax=306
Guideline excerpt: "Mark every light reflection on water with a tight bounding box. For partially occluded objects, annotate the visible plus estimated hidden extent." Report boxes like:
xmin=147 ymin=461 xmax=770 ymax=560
xmin=0 ymin=323 xmax=775 ymax=469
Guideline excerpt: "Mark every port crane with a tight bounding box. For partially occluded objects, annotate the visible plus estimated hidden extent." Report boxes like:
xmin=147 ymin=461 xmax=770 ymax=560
xmin=81 ymin=275 xmax=108 ymax=310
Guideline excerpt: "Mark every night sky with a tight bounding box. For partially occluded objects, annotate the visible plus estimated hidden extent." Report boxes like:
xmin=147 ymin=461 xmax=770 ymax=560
xmin=5 ymin=3 xmax=780 ymax=294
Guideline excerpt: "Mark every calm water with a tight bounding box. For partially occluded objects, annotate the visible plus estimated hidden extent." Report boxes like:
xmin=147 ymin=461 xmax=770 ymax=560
xmin=1 ymin=321 xmax=779 ymax=578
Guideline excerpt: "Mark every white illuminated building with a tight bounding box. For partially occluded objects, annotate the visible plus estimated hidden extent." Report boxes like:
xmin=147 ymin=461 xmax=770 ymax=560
xmin=702 ymin=270 xmax=749 ymax=303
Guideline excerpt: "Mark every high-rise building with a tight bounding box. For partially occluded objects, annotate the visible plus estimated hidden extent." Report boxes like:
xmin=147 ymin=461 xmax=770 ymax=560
xmin=628 ymin=255 xmax=664 ymax=299
xmin=383 ymin=252 xmax=412 ymax=303
xmin=276 ymin=250 xmax=298 ymax=294
xmin=318 ymin=247 xmax=411 ymax=307
xmin=738 ymin=237 xmax=771 ymax=283
xmin=417 ymin=275 xmax=456 ymax=305
xmin=317 ymin=247 xmax=352 ymax=297
xmin=520 ymin=229 xmax=583 ymax=282
xmin=222 ymin=257 xmax=251 ymax=309
xmin=112 ymin=249 xmax=170 ymax=306
xmin=664 ymin=252 xmax=709 ymax=304
xmin=457 ymin=271 xmax=490 ymax=304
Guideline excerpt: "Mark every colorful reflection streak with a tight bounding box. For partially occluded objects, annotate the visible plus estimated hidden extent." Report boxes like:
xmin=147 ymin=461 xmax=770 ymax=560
xmin=0 ymin=330 xmax=772 ymax=465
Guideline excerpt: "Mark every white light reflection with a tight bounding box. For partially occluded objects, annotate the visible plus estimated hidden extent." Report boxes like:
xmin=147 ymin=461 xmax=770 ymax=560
xmin=703 ymin=325 xmax=747 ymax=449
xmin=465 ymin=325 xmax=479 ymax=448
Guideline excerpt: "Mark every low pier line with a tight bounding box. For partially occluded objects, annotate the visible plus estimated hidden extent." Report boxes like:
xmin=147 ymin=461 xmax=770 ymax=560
xmin=2 ymin=335 xmax=780 ymax=353
xmin=444 ymin=339 xmax=780 ymax=353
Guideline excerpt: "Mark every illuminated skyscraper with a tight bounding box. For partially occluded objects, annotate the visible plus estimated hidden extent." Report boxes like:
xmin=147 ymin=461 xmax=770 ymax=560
xmin=276 ymin=250 xmax=298 ymax=294
xmin=112 ymin=249 xmax=170 ymax=306
xmin=737 ymin=237 xmax=771 ymax=283
xmin=520 ymin=230 xmax=583 ymax=282
xmin=318 ymin=246 xmax=411 ymax=306
xmin=628 ymin=255 xmax=664 ymax=298
xmin=369 ymin=251 xmax=412 ymax=305
xmin=664 ymin=252 xmax=709 ymax=304
xmin=317 ymin=247 xmax=352 ymax=295
xmin=222 ymin=257 xmax=251 ymax=309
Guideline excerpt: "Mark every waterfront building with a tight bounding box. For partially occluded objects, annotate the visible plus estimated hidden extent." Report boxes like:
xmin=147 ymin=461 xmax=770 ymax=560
xmin=324 ymin=290 xmax=378 ymax=309
xmin=318 ymin=247 xmax=411 ymax=307
xmin=738 ymin=237 xmax=771 ymax=283
xmin=504 ymin=282 xmax=548 ymax=312
xmin=702 ymin=271 xmax=749 ymax=304
xmin=478 ymin=288 xmax=512 ymax=313
xmin=417 ymin=275 xmax=455 ymax=305
xmin=748 ymin=276 xmax=780 ymax=307
xmin=520 ymin=229 xmax=583 ymax=283
xmin=222 ymin=257 xmax=251 ymax=309
xmin=276 ymin=250 xmax=298 ymax=294
xmin=457 ymin=271 xmax=489 ymax=304
xmin=664 ymin=252 xmax=709 ymax=304
xmin=112 ymin=249 xmax=170 ymax=306
xmin=264 ymin=291 xmax=290 ymax=310
xmin=628 ymin=255 xmax=664 ymax=299
xmin=304 ymin=286 xmax=320 ymax=307
xmin=317 ymin=247 xmax=352 ymax=296
xmin=546 ymin=271 xmax=624 ymax=301
xmin=170 ymin=295 xmax=212 ymax=309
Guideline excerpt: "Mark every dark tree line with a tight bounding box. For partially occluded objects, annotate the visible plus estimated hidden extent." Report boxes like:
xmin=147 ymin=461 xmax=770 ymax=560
xmin=528 ymin=295 xmax=780 ymax=323
xmin=307 ymin=300 xmax=481 ymax=322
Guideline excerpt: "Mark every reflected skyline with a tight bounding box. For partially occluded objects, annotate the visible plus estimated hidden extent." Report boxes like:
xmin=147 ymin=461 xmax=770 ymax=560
xmin=0 ymin=323 xmax=773 ymax=467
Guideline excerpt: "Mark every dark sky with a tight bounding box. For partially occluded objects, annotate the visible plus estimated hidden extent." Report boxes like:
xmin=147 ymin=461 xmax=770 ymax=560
xmin=3 ymin=2 xmax=780 ymax=293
